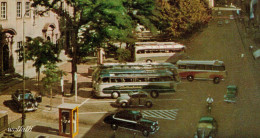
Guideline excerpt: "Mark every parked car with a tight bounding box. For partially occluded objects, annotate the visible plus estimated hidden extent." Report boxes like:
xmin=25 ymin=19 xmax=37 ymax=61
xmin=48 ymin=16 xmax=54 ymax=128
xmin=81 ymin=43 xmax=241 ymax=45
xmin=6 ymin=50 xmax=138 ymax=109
xmin=224 ymin=85 xmax=237 ymax=103
xmin=11 ymin=89 xmax=42 ymax=112
xmin=115 ymin=91 xmax=153 ymax=108
xmin=103 ymin=110 xmax=159 ymax=137
xmin=194 ymin=116 xmax=217 ymax=138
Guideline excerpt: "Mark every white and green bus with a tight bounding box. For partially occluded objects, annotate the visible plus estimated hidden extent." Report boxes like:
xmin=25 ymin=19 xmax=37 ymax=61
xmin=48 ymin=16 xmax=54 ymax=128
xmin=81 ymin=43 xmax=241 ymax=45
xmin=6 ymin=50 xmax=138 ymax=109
xmin=93 ymin=69 xmax=177 ymax=98
xmin=91 ymin=62 xmax=180 ymax=87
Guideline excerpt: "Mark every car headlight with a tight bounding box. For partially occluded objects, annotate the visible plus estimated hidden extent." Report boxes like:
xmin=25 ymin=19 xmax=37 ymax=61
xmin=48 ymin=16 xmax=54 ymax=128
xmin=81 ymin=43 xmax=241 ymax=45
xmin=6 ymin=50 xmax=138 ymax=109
xmin=151 ymin=125 xmax=155 ymax=130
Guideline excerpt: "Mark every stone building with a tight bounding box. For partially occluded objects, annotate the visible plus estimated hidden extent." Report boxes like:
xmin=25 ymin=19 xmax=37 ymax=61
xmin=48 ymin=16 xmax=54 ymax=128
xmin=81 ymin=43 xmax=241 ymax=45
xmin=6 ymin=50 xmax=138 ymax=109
xmin=0 ymin=0 xmax=68 ymax=77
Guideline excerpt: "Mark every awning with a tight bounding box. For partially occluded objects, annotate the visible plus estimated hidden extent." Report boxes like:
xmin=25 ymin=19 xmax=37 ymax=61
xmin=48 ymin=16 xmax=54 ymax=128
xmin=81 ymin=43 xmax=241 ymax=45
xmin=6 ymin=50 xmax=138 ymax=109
xmin=253 ymin=49 xmax=260 ymax=59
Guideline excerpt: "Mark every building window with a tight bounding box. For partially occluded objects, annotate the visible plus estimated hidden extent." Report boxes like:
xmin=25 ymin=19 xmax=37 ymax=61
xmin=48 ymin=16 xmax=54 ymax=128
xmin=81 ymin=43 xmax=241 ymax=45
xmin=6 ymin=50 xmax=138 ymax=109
xmin=33 ymin=6 xmax=38 ymax=17
xmin=1 ymin=2 xmax=7 ymax=19
xmin=17 ymin=41 xmax=23 ymax=61
xmin=17 ymin=2 xmax=22 ymax=18
xmin=25 ymin=2 xmax=30 ymax=17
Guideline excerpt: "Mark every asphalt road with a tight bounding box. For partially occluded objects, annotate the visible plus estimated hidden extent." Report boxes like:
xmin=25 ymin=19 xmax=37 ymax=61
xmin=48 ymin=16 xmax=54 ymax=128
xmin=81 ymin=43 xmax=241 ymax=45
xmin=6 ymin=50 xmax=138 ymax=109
xmin=76 ymin=10 xmax=260 ymax=138
xmin=1 ymin=10 xmax=259 ymax=138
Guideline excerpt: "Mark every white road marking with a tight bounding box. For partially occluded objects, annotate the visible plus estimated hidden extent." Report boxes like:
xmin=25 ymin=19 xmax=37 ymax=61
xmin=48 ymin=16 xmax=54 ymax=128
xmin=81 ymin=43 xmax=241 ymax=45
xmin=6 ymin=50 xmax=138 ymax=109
xmin=142 ymin=109 xmax=178 ymax=121
xmin=79 ymin=98 xmax=91 ymax=107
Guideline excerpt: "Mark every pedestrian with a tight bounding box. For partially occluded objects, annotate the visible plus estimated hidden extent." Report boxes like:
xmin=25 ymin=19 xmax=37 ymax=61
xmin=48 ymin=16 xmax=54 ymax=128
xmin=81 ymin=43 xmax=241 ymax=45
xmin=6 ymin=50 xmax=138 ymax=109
xmin=206 ymin=94 xmax=214 ymax=105
xmin=62 ymin=114 xmax=70 ymax=133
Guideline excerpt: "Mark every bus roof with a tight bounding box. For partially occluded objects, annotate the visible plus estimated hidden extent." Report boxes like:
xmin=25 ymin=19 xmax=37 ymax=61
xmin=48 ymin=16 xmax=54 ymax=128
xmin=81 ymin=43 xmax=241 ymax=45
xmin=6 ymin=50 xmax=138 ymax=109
xmin=100 ymin=70 xmax=173 ymax=78
xmin=135 ymin=44 xmax=185 ymax=50
xmin=101 ymin=69 xmax=172 ymax=74
xmin=135 ymin=41 xmax=185 ymax=50
xmin=176 ymin=60 xmax=224 ymax=66
xmin=98 ymin=62 xmax=177 ymax=70
xmin=135 ymin=41 xmax=182 ymax=46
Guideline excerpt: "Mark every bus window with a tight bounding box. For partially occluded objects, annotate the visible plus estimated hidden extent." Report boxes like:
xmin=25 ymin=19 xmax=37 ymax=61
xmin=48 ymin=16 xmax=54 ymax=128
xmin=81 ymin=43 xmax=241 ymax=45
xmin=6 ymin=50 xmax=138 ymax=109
xmin=153 ymin=50 xmax=160 ymax=53
xmin=213 ymin=66 xmax=225 ymax=71
xmin=136 ymin=78 xmax=146 ymax=82
xmin=187 ymin=65 xmax=196 ymax=69
xmin=124 ymin=78 xmax=133 ymax=82
xmin=145 ymin=50 xmax=151 ymax=53
xmin=179 ymin=65 xmax=186 ymax=69
xmin=116 ymin=78 xmax=122 ymax=82
xmin=111 ymin=78 xmax=117 ymax=83
xmin=205 ymin=65 xmax=213 ymax=70
xmin=149 ymin=78 xmax=159 ymax=82
xmin=102 ymin=78 xmax=109 ymax=83
xmin=137 ymin=50 xmax=145 ymax=54
xmin=197 ymin=65 xmax=205 ymax=70
xmin=161 ymin=76 xmax=173 ymax=81
xmin=160 ymin=49 xmax=166 ymax=53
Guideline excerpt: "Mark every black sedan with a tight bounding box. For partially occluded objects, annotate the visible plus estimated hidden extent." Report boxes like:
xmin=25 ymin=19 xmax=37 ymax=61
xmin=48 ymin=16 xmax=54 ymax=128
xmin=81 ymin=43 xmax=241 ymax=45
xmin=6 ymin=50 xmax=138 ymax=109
xmin=104 ymin=110 xmax=159 ymax=137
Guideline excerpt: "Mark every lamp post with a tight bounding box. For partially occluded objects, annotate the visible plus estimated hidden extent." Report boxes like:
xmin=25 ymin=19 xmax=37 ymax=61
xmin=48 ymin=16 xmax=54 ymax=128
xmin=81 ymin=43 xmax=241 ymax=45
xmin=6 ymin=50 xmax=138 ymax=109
xmin=21 ymin=8 xmax=32 ymax=138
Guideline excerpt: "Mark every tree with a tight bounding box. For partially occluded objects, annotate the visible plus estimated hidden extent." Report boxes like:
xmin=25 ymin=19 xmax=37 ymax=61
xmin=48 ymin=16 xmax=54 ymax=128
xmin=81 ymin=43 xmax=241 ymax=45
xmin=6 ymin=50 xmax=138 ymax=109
xmin=0 ymin=25 xmax=7 ymax=76
xmin=42 ymin=63 xmax=63 ymax=110
xmin=16 ymin=37 xmax=61 ymax=92
xmin=156 ymin=0 xmax=211 ymax=40
xmin=32 ymin=0 xmax=158 ymax=94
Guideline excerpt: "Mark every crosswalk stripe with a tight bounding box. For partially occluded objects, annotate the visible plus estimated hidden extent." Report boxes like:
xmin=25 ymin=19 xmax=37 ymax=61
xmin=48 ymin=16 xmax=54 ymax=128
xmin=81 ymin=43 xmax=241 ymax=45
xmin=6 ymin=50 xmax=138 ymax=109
xmin=142 ymin=109 xmax=178 ymax=121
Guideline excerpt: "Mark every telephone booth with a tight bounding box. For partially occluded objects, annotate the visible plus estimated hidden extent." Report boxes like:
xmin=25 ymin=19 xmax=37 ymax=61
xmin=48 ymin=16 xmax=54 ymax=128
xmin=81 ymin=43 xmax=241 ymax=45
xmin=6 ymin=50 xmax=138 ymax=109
xmin=58 ymin=103 xmax=79 ymax=138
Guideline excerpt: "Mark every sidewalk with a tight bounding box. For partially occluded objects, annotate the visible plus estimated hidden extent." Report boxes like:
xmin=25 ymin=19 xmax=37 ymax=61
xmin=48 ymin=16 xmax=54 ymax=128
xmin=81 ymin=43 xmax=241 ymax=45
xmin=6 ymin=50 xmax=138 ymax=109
xmin=0 ymin=56 xmax=118 ymax=137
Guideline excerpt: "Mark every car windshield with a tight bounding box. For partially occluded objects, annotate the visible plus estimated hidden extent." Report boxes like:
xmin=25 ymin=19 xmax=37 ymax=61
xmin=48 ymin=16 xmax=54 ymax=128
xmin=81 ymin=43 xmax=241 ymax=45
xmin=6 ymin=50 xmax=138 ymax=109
xmin=19 ymin=93 xmax=33 ymax=100
xmin=197 ymin=128 xmax=211 ymax=138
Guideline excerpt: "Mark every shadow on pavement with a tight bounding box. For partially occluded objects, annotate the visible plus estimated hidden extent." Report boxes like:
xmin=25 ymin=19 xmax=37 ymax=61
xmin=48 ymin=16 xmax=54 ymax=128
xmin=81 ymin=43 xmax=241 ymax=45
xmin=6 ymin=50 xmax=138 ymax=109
xmin=3 ymin=100 xmax=19 ymax=113
xmin=32 ymin=125 xmax=59 ymax=136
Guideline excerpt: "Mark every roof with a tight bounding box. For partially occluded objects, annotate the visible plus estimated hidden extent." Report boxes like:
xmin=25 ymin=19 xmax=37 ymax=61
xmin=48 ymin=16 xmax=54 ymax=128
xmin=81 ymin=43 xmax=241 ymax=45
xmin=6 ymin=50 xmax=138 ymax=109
xmin=199 ymin=116 xmax=214 ymax=123
xmin=253 ymin=49 xmax=260 ymax=59
xmin=58 ymin=103 xmax=80 ymax=109
xmin=100 ymin=70 xmax=173 ymax=78
xmin=176 ymin=60 xmax=224 ymax=66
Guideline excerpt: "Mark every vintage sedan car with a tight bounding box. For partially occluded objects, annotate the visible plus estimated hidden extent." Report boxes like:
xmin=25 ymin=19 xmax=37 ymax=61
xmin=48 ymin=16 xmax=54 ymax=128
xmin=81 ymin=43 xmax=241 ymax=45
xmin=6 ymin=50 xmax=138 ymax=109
xmin=115 ymin=91 xmax=153 ymax=108
xmin=224 ymin=85 xmax=237 ymax=103
xmin=103 ymin=110 xmax=159 ymax=137
xmin=194 ymin=116 xmax=217 ymax=138
xmin=11 ymin=89 xmax=42 ymax=112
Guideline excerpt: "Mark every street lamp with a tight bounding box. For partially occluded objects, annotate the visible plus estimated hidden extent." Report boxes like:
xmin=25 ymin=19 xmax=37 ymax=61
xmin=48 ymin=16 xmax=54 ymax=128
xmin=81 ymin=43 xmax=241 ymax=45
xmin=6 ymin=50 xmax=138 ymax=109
xmin=21 ymin=8 xmax=33 ymax=138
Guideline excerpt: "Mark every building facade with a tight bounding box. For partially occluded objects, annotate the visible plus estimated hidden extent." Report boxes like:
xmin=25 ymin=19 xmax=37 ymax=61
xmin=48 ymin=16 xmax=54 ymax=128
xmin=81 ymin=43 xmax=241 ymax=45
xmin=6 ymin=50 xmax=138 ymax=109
xmin=0 ymin=0 xmax=66 ymax=77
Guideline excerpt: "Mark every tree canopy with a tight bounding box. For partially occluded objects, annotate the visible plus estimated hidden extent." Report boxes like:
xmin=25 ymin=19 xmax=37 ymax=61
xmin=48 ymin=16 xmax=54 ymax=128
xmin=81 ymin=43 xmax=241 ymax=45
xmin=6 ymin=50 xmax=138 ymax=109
xmin=156 ymin=0 xmax=211 ymax=39
xmin=32 ymin=0 xmax=158 ymax=93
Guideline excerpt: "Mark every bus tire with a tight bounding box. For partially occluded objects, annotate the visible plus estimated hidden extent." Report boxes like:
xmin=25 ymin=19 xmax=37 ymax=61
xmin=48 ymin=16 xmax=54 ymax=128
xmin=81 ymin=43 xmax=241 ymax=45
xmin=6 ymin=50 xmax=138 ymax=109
xmin=145 ymin=101 xmax=153 ymax=108
xmin=146 ymin=59 xmax=152 ymax=63
xmin=213 ymin=77 xmax=220 ymax=84
xmin=187 ymin=75 xmax=194 ymax=81
xmin=150 ymin=91 xmax=159 ymax=98
xmin=121 ymin=102 xmax=128 ymax=108
xmin=111 ymin=92 xmax=120 ymax=99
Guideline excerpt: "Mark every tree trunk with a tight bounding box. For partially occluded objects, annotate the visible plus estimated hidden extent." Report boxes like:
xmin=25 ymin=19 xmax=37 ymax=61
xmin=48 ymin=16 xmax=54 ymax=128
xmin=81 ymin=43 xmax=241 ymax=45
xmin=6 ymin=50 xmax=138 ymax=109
xmin=37 ymin=69 xmax=40 ymax=91
xmin=50 ymin=87 xmax=52 ymax=111
xmin=70 ymin=29 xmax=78 ymax=94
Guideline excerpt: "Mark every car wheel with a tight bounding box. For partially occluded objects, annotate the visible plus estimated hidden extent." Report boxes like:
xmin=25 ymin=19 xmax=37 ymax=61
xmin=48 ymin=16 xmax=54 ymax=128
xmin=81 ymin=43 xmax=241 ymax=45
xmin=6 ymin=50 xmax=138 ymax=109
xmin=146 ymin=59 xmax=152 ymax=63
xmin=150 ymin=91 xmax=159 ymax=98
xmin=145 ymin=101 xmax=153 ymax=108
xmin=213 ymin=77 xmax=220 ymax=84
xmin=121 ymin=102 xmax=127 ymax=108
xmin=111 ymin=124 xmax=118 ymax=130
xmin=111 ymin=92 xmax=120 ymax=99
xmin=187 ymin=75 xmax=194 ymax=81
xmin=142 ymin=130 xmax=149 ymax=137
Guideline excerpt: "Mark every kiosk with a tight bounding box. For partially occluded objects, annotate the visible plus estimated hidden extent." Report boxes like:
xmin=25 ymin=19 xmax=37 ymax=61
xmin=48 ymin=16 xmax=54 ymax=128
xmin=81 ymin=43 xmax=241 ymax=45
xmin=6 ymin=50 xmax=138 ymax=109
xmin=58 ymin=103 xmax=79 ymax=138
